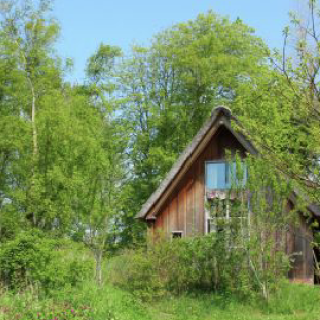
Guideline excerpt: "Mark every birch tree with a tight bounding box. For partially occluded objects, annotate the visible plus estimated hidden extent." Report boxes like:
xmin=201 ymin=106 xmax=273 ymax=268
xmin=0 ymin=0 xmax=62 ymax=230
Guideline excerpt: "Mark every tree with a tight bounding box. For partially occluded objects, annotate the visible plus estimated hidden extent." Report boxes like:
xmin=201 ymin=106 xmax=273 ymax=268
xmin=71 ymin=44 xmax=125 ymax=285
xmin=232 ymin=0 xmax=320 ymax=206
xmin=0 ymin=2 xmax=125 ymax=250
xmin=116 ymin=11 xmax=270 ymax=243
xmin=0 ymin=0 xmax=63 ymax=234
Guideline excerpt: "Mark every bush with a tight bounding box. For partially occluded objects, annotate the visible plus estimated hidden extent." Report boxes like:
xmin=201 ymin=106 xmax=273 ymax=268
xmin=107 ymin=233 xmax=257 ymax=300
xmin=0 ymin=230 xmax=93 ymax=293
xmin=106 ymin=248 xmax=165 ymax=301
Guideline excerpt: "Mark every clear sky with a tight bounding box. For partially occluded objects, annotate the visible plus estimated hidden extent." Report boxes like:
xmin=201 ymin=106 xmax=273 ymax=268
xmin=53 ymin=0 xmax=300 ymax=83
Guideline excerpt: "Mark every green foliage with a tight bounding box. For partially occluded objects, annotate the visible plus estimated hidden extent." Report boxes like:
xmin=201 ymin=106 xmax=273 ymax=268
xmin=0 ymin=1 xmax=124 ymax=283
xmin=108 ymin=235 xmax=261 ymax=301
xmin=0 ymin=2 xmax=318 ymax=317
xmin=108 ymin=157 xmax=295 ymax=301
xmin=232 ymin=0 xmax=320 ymax=206
xmin=114 ymin=11 xmax=270 ymax=245
xmin=106 ymin=248 xmax=165 ymax=301
xmin=86 ymin=43 xmax=122 ymax=86
xmin=1 ymin=279 xmax=319 ymax=320
xmin=241 ymin=157 xmax=295 ymax=299
xmin=0 ymin=231 xmax=93 ymax=292
xmin=17 ymin=305 xmax=95 ymax=320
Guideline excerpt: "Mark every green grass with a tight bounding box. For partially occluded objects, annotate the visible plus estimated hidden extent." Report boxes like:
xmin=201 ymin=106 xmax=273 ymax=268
xmin=1 ymin=253 xmax=319 ymax=320
xmin=1 ymin=281 xmax=320 ymax=320
xmin=145 ymin=287 xmax=320 ymax=320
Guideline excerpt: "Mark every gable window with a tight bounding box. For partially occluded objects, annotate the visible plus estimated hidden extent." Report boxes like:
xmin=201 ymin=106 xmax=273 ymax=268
xmin=205 ymin=161 xmax=247 ymax=190
xmin=205 ymin=161 xmax=248 ymax=235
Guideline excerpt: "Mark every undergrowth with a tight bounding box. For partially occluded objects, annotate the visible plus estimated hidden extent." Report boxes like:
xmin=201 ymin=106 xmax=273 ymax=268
xmin=0 ymin=271 xmax=320 ymax=320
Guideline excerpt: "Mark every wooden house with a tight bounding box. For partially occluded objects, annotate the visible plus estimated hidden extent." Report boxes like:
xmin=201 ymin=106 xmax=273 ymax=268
xmin=136 ymin=106 xmax=320 ymax=284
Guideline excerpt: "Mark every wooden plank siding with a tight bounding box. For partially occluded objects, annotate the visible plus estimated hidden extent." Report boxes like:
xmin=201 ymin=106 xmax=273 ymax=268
xmin=147 ymin=125 xmax=315 ymax=284
xmin=153 ymin=127 xmax=246 ymax=239
xmin=287 ymin=213 xmax=314 ymax=284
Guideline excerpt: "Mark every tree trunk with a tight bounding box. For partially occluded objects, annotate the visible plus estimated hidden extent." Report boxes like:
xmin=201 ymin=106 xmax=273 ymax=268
xmin=95 ymin=250 xmax=103 ymax=286
xmin=28 ymin=78 xmax=38 ymax=226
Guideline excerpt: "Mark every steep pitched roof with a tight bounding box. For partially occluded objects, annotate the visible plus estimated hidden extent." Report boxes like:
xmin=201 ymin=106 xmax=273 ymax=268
xmin=136 ymin=106 xmax=257 ymax=220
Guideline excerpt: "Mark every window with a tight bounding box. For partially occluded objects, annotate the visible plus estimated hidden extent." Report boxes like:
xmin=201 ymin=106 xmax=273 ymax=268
xmin=206 ymin=198 xmax=248 ymax=235
xmin=207 ymin=198 xmax=230 ymax=233
xmin=172 ymin=231 xmax=183 ymax=239
xmin=205 ymin=161 xmax=247 ymax=190
xmin=205 ymin=161 xmax=248 ymax=234
xmin=204 ymin=161 xmax=249 ymax=236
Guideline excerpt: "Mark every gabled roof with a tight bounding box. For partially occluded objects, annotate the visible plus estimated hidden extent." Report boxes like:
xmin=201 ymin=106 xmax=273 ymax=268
xmin=136 ymin=106 xmax=257 ymax=220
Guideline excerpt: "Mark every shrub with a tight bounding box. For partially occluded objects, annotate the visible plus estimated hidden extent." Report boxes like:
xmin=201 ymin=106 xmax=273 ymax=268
xmin=0 ymin=230 xmax=93 ymax=293
xmin=107 ymin=233 xmax=257 ymax=300
xmin=106 ymin=248 xmax=165 ymax=301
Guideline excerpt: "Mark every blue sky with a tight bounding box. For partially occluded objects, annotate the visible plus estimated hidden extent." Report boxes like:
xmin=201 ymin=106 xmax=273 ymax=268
xmin=54 ymin=0 xmax=299 ymax=83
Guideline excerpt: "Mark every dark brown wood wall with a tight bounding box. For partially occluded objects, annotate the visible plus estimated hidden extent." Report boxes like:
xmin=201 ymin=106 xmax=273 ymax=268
xmin=287 ymin=213 xmax=314 ymax=284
